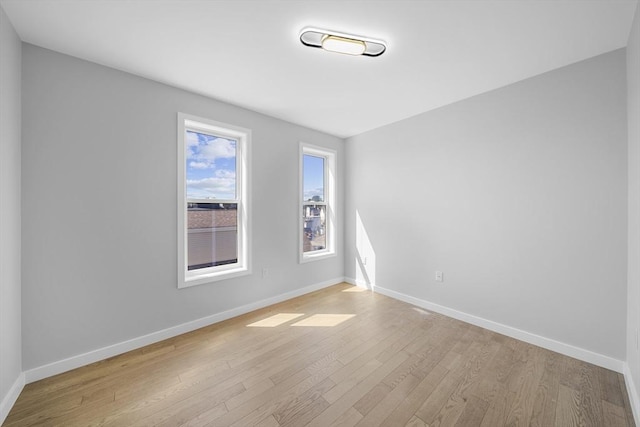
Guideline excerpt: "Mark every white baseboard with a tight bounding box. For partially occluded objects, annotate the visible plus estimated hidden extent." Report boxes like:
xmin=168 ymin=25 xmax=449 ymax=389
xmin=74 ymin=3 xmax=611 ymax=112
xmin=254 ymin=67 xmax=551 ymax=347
xmin=624 ymin=363 xmax=640 ymax=425
xmin=24 ymin=277 xmax=344 ymax=383
xmin=344 ymin=277 xmax=624 ymax=373
xmin=0 ymin=372 xmax=25 ymax=425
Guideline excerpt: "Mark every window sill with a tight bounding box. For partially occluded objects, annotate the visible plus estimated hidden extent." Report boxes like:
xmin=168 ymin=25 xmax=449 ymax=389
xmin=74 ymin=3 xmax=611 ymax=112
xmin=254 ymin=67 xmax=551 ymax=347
xmin=179 ymin=266 xmax=250 ymax=288
xmin=300 ymin=250 xmax=336 ymax=264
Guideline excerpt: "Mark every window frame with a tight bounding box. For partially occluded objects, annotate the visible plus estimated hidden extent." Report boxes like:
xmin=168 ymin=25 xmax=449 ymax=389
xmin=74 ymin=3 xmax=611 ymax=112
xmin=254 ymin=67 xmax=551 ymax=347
xmin=177 ymin=113 xmax=251 ymax=288
xmin=299 ymin=142 xmax=337 ymax=263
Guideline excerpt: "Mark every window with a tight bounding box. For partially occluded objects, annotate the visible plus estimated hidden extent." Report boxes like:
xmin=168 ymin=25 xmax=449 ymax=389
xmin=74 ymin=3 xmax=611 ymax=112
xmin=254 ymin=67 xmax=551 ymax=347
xmin=178 ymin=113 xmax=250 ymax=288
xmin=300 ymin=143 xmax=336 ymax=263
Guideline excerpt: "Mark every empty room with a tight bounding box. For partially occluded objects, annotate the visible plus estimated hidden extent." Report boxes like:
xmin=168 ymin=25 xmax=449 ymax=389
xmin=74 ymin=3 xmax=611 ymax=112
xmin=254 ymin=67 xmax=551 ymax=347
xmin=1 ymin=0 xmax=640 ymax=425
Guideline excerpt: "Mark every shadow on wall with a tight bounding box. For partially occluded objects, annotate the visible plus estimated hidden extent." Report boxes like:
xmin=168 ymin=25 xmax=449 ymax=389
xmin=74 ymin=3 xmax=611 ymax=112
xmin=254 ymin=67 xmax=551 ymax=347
xmin=356 ymin=210 xmax=376 ymax=289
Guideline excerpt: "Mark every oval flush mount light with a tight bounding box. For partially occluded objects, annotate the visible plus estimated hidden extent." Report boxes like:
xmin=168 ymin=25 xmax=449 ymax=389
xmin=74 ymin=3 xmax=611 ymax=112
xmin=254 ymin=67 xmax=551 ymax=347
xmin=322 ymin=35 xmax=366 ymax=56
xmin=300 ymin=27 xmax=386 ymax=57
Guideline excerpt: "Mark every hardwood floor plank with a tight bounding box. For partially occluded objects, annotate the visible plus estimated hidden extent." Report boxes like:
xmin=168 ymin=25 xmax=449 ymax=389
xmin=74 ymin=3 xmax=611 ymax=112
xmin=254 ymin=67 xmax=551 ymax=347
xmin=225 ymin=378 xmax=275 ymax=411
xmin=529 ymin=350 xmax=562 ymax=427
xmin=306 ymin=350 xmax=410 ymax=427
xmin=618 ymin=373 xmax=637 ymax=427
xmin=354 ymin=373 xmax=422 ymax=427
xmin=479 ymin=384 xmax=515 ymax=427
xmin=337 ymin=321 xmax=409 ymax=366
xmin=601 ymin=368 xmax=627 ymax=407
xmin=258 ymin=415 xmax=281 ymax=427
xmin=406 ymin=415 xmax=428 ymax=427
xmin=178 ymin=403 xmax=228 ymax=427
xmin=454 ymin=394 xmax=490 ymax=427
xmin=603 ymin=400 xmax=630 ymax=427
xmin=432 ymin=342 xmax=500 ymax=426
xmin=324 ymin=358 xmax=382 ymax=404
xmin=330 ymin=407 xmax=363 ymax=427
xmin=132 ymin=382 xmax=245 ymax=427
xmin=217 ymin=355 xmax=343 ymax=427
xmin=353 ymin=382 xmax=391 ymax=416
xmin=556 ymin=384 xmax=584 ymax=427
xmin=273 ymin=377 xmax=334 ymax=427
xmin=205 ymin=367 xmax=312 ymax=426
xmin=504 ymin=345 xmax=546 ymax=425
xmin=379 ymin=364 xmax=448 ymax=427
xmin=413 ymin=359 xmax=468 ymax=423
xmin=335 ymin=321 xmax=412 ymax=369
xmin=477 ymin=342 xmax=515 ymax=387
xmin=579 ymin=361 xmax=606 ymax=426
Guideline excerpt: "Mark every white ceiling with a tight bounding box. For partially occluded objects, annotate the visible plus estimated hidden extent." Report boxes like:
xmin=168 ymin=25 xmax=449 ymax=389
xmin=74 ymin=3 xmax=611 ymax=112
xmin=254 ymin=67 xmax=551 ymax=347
xmin=2 ymin=0 xmax=637 ymax=138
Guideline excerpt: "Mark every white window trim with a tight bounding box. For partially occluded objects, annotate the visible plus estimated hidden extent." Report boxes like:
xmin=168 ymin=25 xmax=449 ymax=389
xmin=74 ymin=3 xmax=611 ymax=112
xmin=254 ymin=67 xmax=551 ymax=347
xmin=299 ymin=142 xmax=337 ymax=264
xmin=177 ymin=113 xmax=251 ymax=288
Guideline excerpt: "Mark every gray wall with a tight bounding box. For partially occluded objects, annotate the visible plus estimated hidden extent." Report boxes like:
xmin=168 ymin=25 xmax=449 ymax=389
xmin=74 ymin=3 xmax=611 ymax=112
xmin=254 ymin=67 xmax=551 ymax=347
xmin=0 ymin=3 xmax=21 ymax=412
xmin=345 ymin=50 xmax=628 ymax=359
xmin=627 ymin=1 xmax=640 ymax=408
xmin=21 ymin=44 xmax=344 ymax=370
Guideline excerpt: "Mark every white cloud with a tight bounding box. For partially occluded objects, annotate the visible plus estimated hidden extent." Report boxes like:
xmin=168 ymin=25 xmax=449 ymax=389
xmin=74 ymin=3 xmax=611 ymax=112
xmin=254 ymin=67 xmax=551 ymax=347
xmin=186 ymin=132 xmax=236 ymax=163
xmin=187 ymin=169 xmax=236 ymax=199
xmin=215 ymin=169 xmax=236 ymax=178
xmin=186 ymin=131 xmax=199 ymax=147
xmin=189 ymin=161 xmax=211 ymax=169
xmin=197 ymin=137 xmax=236 ymax=161
xmin=304 ymin=187 xmax=324 ymax=201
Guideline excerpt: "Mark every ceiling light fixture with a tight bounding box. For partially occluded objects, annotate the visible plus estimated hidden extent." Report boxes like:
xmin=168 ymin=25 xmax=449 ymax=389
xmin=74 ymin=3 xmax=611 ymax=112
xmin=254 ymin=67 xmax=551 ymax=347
xmin=322 ymin=35 xmax=366 ymax=56
xmin=300 ymin=27 xmax=386 ymax=57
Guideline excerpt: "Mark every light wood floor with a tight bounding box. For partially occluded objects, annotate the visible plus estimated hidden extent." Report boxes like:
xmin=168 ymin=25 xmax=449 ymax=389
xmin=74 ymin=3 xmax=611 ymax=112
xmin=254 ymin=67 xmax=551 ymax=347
xmin=4 ymin=283 xmax=635 ymax=426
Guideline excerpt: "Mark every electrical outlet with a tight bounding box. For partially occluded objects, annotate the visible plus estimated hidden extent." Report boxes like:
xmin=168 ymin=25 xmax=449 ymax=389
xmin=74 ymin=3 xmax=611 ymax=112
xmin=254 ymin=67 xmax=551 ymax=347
xmin=435 ymin=271 xmax=443 ymax=282
xmin=363 ymin=257 xmax=367 ymax=265
xmin=262 ymin=268 xmax=269 ymax=279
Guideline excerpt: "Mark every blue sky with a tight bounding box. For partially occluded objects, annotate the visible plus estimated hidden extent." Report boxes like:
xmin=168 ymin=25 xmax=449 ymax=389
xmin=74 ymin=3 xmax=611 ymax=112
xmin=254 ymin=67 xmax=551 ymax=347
xmin=186 ymin=130 xmax=237 ymax=200
xmin=303 ymin=154 xmax=324 ymax=201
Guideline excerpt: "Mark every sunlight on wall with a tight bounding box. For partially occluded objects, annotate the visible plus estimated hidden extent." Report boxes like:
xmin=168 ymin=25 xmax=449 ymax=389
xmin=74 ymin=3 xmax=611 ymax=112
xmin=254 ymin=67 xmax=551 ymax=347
xmin=291 ymin=314 xmax=356 ymax=327
xmin=356 ymin=210 xmax=376 ymax=288
xmin=247 ymin=313 xmax=305 ymax=327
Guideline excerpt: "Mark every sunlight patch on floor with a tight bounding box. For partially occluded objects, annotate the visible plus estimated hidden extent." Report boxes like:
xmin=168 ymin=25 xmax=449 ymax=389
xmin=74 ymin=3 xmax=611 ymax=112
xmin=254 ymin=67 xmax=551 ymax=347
xmin=247 ymin=313 xmax=305 ymax=327
xmin=342 ymin=287 xmax=368 ymax=293
xmin=291 ymin=314 xmax=356 ymax=327
xmin=412 ymin=307 xmax=433 ymax=316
